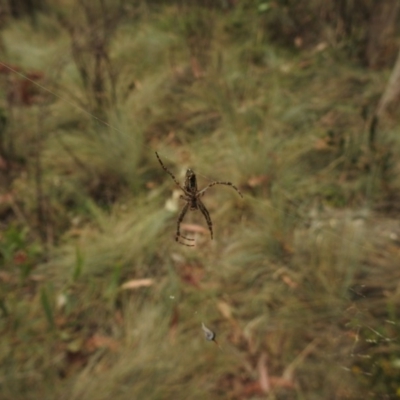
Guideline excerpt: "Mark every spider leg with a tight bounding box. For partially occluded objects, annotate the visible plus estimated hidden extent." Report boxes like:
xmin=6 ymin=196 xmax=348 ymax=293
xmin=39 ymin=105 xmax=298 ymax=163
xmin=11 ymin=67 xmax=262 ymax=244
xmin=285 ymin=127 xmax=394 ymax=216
xmin=198 ymin=199 xmax=213 ymax=240
xmin=197 ymin=181 xmax=243 ymax=198
xmin=155 ymin=152 xmax=185 ymax=191
xmin=176 ymin=202 xmax=195 ymax=247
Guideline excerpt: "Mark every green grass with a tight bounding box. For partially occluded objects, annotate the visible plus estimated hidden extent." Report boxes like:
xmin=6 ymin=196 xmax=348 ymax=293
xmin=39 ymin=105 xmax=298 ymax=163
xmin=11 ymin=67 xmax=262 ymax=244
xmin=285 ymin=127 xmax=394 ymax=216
xmin=0 ymin=1 xmax=399 ymax=399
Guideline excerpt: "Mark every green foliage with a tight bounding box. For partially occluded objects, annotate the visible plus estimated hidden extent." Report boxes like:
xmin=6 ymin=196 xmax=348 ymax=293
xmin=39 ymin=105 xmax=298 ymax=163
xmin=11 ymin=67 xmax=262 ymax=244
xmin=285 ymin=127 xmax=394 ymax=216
xmin=0 ymin=225 xmax=42 ymax=281
xmin=72 ymin=246 xmax=84 ymax=281
xmin=40 ymin=285 xmax=55 ymax=329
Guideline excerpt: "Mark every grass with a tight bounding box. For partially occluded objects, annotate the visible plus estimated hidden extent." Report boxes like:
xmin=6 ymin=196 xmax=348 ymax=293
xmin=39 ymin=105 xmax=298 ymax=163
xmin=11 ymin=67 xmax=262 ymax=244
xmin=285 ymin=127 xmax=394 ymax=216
xmin=0 ymin=1 xmax=400 ymax=399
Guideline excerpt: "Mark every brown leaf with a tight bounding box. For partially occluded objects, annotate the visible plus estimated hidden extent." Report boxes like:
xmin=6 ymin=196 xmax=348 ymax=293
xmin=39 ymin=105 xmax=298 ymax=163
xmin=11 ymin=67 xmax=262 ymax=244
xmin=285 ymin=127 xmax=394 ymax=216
xmin=269 ymin=376 xmax=296 ymax=389
xmin=241 ymin=381 xmax=262 ymax=396
xmin=282 ymin=274 xmax=298 ymax=289
xmin=0 ymin=193 xmax=13 ymax=203
xmin=177 ymin=263 xmax=204 ymax=288
xmin=298 ymin=59 xmax=312 ymax=69
xmin=190 ymin=56 xmax=204 ymax=79
xmin=13 ymin=250 xmax=27 ymax=265
xmin=65 ymin=350 xmax=87 ymax=373
xmin=86 ymin=334 xmax=119 ymax=352
xmin=114 ymin=310 xmax=124 ymax=326
xmin=29 ymin=274 xmax=46 ymax=282
xmin=217 ymin=301 xmax=233 ymax=320
xmin=169 ymin=306 xmax=179 ymax=344
xmin=314 ymin=42 xmax=328 ymax=53
xmin=247 ymin=175 xmax=270 ymax=188
xmin=67 ymin=228 xmax=85 ymax=238
xmin=120 ymin=278 xmax=154 ymax=290
xmin=0 ymin=271 xmax=12 ymax=282
xmin=146 ymin=181 xmax=156 ymax=189
xmin=258 ymin=352 xmax=270 ymax=393
xmin=0 ymin=157 xmax=8 ymax=170
xmin=294 ymin=36 xmax=303 ymax=48
xmin=180 ymin=223 xmax=209 ymax=235
xmin=55 ymin=316 xmax=68 ymax=328
xmin=314 ymin=138 xmax=331 ymax=151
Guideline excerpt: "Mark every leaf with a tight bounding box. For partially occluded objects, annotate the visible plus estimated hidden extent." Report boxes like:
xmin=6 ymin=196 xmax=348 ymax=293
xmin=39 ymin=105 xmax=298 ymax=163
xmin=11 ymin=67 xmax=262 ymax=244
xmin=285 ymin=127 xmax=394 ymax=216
xmin=67 ymin=338 xmax=83 ymax=353
xmin=105 ymin=264 xmax=123 ymax=303
xmin=0 ymin=298 xmax=8 ymax=316
xmin=169 ymin=306 xmax=179 ymax=344
xmin=258 ymin=352 xmax=270 ymax=393
xmin=40 ymin=286 xmax=55 ymax=329
xmin=13 ymin=250 xmax=27 ymax=264
xmin=217 ymin=301 xmax=233 ymax=320
xmin=86 ymin=334 xmax=119 ymax=352
xmin=282 ymin=275 xmax=298 ymax=288
xmin=0 ymin=271 xmax=12 ymax=283
xmin=247 ymin=175 xmax=270 ymax=188
xmin=176 ymin=263 xmax=204 ymax=287
xmin=258 ymin=3 xmax=270 ymax=13
xmin=72 ymin=246 xmax=84 ymax=281
xmin=120 ymin=278 xmax=154 ymax=290
xmin=180 ymin=223 xmax=209 ymax=235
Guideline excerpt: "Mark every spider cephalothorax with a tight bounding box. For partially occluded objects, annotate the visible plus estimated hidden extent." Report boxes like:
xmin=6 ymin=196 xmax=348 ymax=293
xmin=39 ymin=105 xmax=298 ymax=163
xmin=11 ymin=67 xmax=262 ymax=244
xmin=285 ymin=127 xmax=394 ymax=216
xmin=156 ymin=152 xmax=243 ymax=246
xmin=184 ymin=169 xmax=199 ymax=210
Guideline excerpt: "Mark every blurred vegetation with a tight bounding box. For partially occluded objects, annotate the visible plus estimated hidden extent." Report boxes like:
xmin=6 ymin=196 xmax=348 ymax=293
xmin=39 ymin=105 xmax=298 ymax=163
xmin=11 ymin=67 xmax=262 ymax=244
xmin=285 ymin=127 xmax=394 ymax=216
xmin=0 ymin=0 xmax=400 ymax=398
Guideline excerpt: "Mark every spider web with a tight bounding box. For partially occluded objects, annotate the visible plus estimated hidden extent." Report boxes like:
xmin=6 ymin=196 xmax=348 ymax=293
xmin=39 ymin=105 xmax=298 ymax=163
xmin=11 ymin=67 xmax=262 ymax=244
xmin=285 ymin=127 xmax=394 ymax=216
xmin=1 ymin=60 xmax=399 ymax=398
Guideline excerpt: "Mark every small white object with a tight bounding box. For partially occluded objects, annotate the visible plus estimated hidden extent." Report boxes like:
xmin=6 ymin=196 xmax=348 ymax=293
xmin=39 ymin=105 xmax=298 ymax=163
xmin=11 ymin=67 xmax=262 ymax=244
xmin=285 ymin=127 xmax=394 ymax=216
xmin=202 ymin=322 xmax=216 ymax=341
xmin=57 ymin=293 xmax=67 ymax=309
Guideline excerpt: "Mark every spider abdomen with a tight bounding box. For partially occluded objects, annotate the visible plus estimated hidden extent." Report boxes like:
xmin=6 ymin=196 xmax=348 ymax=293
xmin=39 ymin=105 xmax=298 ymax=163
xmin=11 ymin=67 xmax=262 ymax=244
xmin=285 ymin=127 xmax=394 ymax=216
xmin=190 ymin=199 xmax=198 ymax=210
xmin=155 ymin=152 xmax=242 ymax=245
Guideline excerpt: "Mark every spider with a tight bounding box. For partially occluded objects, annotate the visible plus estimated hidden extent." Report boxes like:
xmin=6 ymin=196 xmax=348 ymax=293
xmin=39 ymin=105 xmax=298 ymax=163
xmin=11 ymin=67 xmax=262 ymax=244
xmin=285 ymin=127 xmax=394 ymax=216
xmin=155 ymin=152 xmax=243 ymax=246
